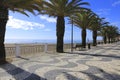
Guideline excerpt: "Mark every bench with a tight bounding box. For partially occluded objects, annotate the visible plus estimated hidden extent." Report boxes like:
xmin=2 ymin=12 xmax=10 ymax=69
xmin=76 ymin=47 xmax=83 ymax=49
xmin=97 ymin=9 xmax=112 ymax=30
xmin=73 ymin=44 xmax=83 ymax=50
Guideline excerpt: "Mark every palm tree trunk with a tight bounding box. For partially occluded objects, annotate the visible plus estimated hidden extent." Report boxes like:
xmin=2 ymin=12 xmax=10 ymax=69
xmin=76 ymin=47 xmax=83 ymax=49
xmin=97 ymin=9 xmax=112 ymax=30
xmin=103 ymin=36 xmax=107 ymax=44
xmin=108 ymin=37 xmax=111 ymax=43
xmin=93 ymin=30 xmax=97 ymax=46
xmin=81 ymin=28 xmax=86 ymax=48
xmin=56 ymin=16 xmax=65 ymax=53
xmin=0 ymin=5 xmax=8 ymax=63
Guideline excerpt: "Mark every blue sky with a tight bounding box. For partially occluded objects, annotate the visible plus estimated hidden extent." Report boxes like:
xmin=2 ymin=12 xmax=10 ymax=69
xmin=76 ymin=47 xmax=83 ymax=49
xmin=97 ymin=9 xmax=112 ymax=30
xmin=5 ymin=0 xmax=120 ymax=42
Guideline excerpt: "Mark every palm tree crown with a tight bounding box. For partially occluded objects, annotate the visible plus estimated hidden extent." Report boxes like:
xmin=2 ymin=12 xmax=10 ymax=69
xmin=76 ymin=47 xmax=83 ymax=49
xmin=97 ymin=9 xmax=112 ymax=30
xmin=1 ymin=0 xmax=42 ymax=17
xmin=42 ymin=0 xmax=89 ymax=17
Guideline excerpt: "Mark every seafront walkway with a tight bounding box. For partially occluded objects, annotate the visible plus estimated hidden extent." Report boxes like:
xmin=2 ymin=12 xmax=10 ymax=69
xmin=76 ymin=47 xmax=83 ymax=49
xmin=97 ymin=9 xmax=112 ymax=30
xmin=0 ymin=42 xmax=120 ymax=80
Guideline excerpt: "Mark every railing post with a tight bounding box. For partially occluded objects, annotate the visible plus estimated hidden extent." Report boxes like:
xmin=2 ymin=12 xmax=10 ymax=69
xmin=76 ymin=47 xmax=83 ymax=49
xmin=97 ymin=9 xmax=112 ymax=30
xmin=44 ymin=43 xmax=47 ymax=53
xmin=15 ymin=44 xmax=20 ymax=57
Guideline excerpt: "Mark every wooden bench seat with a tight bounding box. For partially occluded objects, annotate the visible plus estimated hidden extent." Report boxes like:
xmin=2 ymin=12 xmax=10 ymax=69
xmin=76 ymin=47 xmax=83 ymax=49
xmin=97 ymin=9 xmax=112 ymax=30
xmin=73 ymin=44 xmax=83 ymax=50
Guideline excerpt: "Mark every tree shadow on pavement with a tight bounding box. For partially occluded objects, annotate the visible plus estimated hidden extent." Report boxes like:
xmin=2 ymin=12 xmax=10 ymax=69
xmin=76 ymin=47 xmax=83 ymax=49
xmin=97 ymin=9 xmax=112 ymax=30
xmin=81 ymin=66 xmax=120 ymax=80
xmin=0 ymin=62 xmax=47 ymax=80
xmin=63 ymin=67 xmax=120 ymax=80
xmin=67 ymin=52 xmax=120 ymax=59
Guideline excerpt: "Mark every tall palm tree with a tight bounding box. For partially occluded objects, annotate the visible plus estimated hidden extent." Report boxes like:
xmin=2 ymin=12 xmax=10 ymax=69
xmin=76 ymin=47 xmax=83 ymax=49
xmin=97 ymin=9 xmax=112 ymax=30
xmin=97 ymin=18 xmax=109 ymax=44
xmin=91 ymin=17 xmax=101 ymax=46
xmin=0 ymin=0 xmax=42 ymax=63
xmin=100 ymin=25 xmax=119 ymax=44
xmin=89 ymin=16 xmax=106 ymax=46
xmin=71 ymin=10 xmax=94 ymax=48
xmin=41 ymin=0 xmax=89 ymax=52
xmin=106 ymin=25 xmax=119 ymax=43
xmin=100 ymin=26 xmax=109 ymax=44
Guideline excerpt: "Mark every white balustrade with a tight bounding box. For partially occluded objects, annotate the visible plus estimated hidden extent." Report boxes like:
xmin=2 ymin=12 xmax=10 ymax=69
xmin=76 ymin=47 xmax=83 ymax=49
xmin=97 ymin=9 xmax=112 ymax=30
xmin=15 ymin=44 xmax=20 ymax=57
xmin=5 ymin=43 xmax=70 ymax=57
xmin=44 ymin=43 xmax=48 ymax=53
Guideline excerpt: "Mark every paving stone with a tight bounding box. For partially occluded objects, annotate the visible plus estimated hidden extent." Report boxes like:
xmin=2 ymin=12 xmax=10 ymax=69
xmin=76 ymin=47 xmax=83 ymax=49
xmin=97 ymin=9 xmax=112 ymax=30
xmin=0 ymin=42 xmax=120 ymax=80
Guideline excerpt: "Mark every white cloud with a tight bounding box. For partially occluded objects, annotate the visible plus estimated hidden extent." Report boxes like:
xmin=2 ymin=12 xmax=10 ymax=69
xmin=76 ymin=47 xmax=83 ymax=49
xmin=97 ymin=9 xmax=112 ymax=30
xmin=7 ymin=16 xmax=45 ymax=30
xmin=104 ymin=18 xmax=110 ymax=22
xmin=39 ymin=15 xmax=56 ymax=23
xmin=111 ymin=22 xmax=120 ymax=26
xmin=112 ymin=0 xmax=120 ymax=7
xmin=44 ymin=29 xmax=51 ymax=31
xmin=96 ymin=9 xmax=111 ymax=16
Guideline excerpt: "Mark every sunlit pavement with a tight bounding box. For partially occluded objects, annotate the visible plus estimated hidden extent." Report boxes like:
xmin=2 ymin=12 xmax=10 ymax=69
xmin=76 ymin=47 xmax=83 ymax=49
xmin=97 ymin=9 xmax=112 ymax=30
xmin=0 ymin=42 xmax=120 ymax=80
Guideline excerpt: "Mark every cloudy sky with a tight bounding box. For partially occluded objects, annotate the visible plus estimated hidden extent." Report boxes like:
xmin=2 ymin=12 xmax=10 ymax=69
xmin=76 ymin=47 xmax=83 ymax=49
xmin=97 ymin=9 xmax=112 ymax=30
xmin=5 ymin=0 xmax=120 ymax=42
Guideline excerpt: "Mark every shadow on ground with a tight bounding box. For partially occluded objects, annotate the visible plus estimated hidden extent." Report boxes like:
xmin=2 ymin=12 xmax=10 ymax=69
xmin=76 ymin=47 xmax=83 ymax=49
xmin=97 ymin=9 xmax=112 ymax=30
xmin=63 ymin=67 xmax=120 ymax=80
xmin=68 ymin=52 xmax=120 ymax=59
xmin=0 ymin=62 xmax=47 ymax=80
xmin=81 ymin=66 xmax=120 ymax=80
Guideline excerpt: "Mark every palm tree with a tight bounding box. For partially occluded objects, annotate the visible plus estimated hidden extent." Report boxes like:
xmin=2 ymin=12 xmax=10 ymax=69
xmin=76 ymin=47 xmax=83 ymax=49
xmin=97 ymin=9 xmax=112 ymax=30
xmin=71 ymin=10 xmax=94 ymax=48
xmin=100 ymin=26 xmax=109 ymax=44
xmin=96 ymin=18 xmax=109 ymax=44
xmin=106 ymin=25 xmax=119 ymax=43
xmin=100 ymin=25 xmax=119 ymax=44
xmin=0 ymin=0 xmax=42 ymax=63
xmin=91 ymin=17 xmax=101 ymax=46
xmin=40 ymin=0 xmax=89 ymax=52
xmin=89 ymin=16 xmax=106 ymax=46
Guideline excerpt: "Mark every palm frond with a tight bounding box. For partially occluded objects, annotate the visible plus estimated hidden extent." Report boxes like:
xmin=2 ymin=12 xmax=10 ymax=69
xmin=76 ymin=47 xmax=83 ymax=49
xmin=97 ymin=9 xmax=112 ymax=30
xmin=41 ymin=0 xmax=89 ymax=17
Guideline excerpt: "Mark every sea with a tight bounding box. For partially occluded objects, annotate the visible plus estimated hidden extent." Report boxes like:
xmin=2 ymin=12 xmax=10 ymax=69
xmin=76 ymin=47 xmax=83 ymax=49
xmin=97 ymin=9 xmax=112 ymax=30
xmin=5 ymin=39 xmax=83 ymax=44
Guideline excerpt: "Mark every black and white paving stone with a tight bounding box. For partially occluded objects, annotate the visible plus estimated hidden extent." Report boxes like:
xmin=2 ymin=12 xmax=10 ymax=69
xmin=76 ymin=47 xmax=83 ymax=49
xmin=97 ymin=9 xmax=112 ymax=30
xmin=0 ymin=42 xmax=120 ymax=80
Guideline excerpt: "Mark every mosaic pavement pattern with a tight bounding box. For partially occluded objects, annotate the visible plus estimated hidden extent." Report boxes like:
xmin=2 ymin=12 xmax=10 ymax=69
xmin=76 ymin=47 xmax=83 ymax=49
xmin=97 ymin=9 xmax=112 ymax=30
xmin=0 ymin=42 xmax=120 ymax=80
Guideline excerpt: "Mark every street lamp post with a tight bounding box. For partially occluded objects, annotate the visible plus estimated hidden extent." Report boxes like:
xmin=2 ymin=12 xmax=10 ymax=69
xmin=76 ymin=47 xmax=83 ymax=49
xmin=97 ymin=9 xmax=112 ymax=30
xmin=71 ymin=17 xmax=73 ymax=53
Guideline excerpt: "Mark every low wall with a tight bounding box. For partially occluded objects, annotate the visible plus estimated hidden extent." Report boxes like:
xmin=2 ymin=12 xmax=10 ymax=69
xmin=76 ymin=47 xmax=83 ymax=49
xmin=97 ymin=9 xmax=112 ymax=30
xmin=5 ymin=43 xmax=71 ymax=57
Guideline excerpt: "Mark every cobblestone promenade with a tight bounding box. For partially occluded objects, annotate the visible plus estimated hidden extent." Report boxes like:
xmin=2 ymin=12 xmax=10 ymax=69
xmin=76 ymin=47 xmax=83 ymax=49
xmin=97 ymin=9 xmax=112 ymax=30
xmin=0 ymin=42 xmax=120 ymax=80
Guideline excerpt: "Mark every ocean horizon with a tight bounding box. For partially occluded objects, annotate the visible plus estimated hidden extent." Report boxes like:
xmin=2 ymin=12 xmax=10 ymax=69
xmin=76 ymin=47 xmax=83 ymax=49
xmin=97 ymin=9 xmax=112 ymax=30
xmin=5 ymin=39 xmax=84 ymax=44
